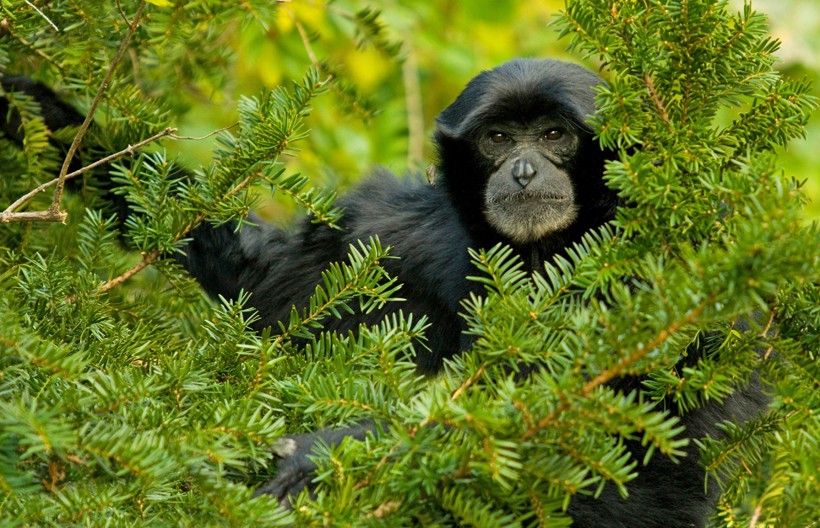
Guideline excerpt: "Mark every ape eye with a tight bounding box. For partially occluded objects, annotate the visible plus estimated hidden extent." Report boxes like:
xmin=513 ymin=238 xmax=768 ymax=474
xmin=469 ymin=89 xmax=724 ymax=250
xmin=489 ymin=132 xmax=509 ymax=144
xmin=543 ymin=128 xmax=564 ymax=140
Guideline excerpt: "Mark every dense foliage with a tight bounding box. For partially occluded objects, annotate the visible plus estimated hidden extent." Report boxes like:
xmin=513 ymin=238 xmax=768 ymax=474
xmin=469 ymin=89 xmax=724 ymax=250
xmin=0 ymin=0 xmax=818 ymax=526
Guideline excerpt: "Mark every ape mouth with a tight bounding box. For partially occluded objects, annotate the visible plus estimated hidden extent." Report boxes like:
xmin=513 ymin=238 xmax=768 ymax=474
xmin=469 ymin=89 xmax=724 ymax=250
xmin=488 ymin=190 xmax=571 ymax=204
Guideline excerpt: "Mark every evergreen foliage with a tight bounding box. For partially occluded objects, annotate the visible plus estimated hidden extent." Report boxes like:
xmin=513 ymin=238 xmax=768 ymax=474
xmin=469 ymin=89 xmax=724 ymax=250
xmin=0 ymin=0 xmax=817 ymax=526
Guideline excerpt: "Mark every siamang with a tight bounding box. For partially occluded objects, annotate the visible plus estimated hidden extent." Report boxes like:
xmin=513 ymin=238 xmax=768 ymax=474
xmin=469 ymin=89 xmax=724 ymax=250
xmin=1 ymin=59 xmax=767 ymax=527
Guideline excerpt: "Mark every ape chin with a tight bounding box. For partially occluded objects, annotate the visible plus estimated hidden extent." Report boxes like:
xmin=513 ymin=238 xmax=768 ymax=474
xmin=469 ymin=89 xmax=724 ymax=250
xmin=484 ymin=189 xmax=579 ymax=244
xmin=1 ymin=58 xmax=769 ymax=527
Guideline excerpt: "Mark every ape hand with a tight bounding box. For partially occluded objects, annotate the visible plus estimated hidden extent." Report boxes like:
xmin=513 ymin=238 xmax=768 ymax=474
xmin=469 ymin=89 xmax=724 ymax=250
xmin=255 ymin=421 xmax=377 ymax=505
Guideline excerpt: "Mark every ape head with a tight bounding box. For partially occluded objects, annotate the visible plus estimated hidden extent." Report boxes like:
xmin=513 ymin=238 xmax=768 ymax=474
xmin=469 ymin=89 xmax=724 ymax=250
xmin=433 ymin=59 xmax=616 ymax=248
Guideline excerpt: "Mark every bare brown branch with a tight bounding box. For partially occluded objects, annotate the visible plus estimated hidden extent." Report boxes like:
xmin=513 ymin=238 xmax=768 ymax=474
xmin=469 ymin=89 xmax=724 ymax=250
xmin=0 ymin=209 xmax=67 ymax=224
xmin=51 ymin=0 xmax=148 ymax=216
xmin=293 ymin=18 xmax=319 ymax=66
xmin=97 ymin=250 xmax=160 ymax=294
xmin=170 ymin=123 xmax=237 ymax=141
xmin=0 ymin=127 xmax=176 ymax=222
xmin=451 ymin=364 xmax=486 ymax=401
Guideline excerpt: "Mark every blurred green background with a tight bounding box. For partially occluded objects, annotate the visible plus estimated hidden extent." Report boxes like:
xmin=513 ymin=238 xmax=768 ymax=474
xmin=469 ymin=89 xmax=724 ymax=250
xmin=162 ymin=0 xmax=819 ymax=221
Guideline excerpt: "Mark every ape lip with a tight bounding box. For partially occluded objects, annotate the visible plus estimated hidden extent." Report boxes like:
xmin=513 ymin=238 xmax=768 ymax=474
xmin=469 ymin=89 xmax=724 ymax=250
xmin=489 ymin=191 xmax=570 ymax=204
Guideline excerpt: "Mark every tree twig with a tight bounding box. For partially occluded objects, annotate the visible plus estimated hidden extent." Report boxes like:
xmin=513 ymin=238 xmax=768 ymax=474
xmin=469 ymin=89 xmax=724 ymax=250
xmin=51 ymin=0 xmax=148 ymax=216
xmin=402 ymin=45 xmax=425 ymax=169
xmin=0 ymin=127 xmax=176 ymax=222
xmin=97 ymin=250 xmax=161 ymax=294
xmin=24 ymin=0 xmax=60 ymax=32
xmin=170 ymin=122 xmax=237 ymax=141
xmin=293 ymin=18 xmax=320 ymax=66
xmin=451 ymin=364 xmax=486 ymax=401
xmin=0 ymin=210 xmax=68 ymax=223
xmin=761 ymin=309 xmax=777 ymax=360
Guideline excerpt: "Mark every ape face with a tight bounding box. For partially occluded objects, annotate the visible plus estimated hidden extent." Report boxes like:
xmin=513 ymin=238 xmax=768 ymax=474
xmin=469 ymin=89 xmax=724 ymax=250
xmin=478 ymin=115 xmax=581 ymax=244
xmin=433 ymin=58 xmax=608 ymax=248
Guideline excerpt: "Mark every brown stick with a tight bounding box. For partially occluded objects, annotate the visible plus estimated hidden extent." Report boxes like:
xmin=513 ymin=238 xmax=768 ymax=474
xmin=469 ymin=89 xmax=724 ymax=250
xmin=96 ymin=250 xmax=160 ymax=294
xmin=0 ymin=127 xmax=176 ymax=222
xmin=0 ymin=209 xmax=67 ymax=223
xmin=51 ymin=0 xmax=148 ymax=215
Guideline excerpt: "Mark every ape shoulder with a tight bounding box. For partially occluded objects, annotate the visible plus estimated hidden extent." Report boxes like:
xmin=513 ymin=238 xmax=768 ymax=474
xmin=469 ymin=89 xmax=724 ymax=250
xmin=337 ymin=170 xmax=475 ymax=303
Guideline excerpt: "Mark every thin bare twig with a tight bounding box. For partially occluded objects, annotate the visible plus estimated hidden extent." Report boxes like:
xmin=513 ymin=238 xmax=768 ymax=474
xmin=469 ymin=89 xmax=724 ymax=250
xmin=0 ymin=210 xmax=67 ymax=223
xmin=114 ymin=0 xmax=129 ymax=24
xmin=402 ymin=46 xmax=425 ymax=169
xmin=293 ymin=19 xmax=320 ymax=66
xmin=170 ymin=122 xmax=237 ymax=141
xmin=761 ymin=309 xmax=777 ymax=360
xmin=451 ymin=364 xmax=486 ymax=401
xmin=51 ymin=0 xmax=148 ymax=215
xmin=0 ymin=127 xmax=176 ymax=222
xmin=97 ymin=250 xmax=161 ymax=293
xmin=24 ymin=0 xmax=60 ymax=31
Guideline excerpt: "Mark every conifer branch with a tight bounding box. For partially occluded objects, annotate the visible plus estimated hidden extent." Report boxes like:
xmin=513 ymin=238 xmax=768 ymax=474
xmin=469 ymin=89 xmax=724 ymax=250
xmin=523 ymin=298 xmax=712 ymax=440
xmin=96 ymin=171 xmax=258 ymax=294
xmin=96 ymin=71 xmax=328 ymax=292
xmin=581 ymin=299 xmax=711 ymax=394
xmin=8 ymin=31 xmax=61 ymax=69
xmin=644 ymin=73 xmax=674 ymax=131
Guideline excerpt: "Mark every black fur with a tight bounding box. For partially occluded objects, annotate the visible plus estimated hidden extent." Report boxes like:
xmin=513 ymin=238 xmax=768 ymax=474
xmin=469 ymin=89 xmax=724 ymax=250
xmin=182 ymin=172 xmax=473 ymax=372
xmin=1 ymin=59 xmax=768 ymax=526
xmin=181 ymin=59 xmax=618 ymax=373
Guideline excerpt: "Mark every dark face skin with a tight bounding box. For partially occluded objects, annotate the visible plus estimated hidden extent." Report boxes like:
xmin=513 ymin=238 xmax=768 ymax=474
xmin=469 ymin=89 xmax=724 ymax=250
xmin=477 ymin=115 xmax=581 ymax=244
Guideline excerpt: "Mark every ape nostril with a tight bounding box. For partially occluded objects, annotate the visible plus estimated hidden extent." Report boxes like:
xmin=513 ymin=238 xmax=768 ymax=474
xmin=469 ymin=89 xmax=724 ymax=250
xmin=512 ymin=158 xmax=537 ymax=187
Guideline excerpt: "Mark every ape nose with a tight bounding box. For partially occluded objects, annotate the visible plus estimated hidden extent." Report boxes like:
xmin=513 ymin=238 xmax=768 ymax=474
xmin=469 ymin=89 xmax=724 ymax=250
xmin=512 ymin=158 xmax=537 ymax=187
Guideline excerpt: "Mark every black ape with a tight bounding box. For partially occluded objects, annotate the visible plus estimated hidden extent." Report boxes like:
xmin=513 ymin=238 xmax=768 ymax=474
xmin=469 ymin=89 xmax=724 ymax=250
xmin=180 ymin=59 xmax=616 ymax=375
xmin=1 ymin=59 xmax=767 ymax=527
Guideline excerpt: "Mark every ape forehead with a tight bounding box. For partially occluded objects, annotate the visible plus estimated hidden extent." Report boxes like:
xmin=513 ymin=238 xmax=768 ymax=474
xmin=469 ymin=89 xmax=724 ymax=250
xmin=475 ymin=92 xmax=578 ymax=128
xmin=436 ymin=58 xmax=604 ymax=137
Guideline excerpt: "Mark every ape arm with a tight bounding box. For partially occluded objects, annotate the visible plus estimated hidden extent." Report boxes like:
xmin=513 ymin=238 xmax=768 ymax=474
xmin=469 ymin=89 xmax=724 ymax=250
xmin=0 ymin=76 xmax=85 ymax=142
